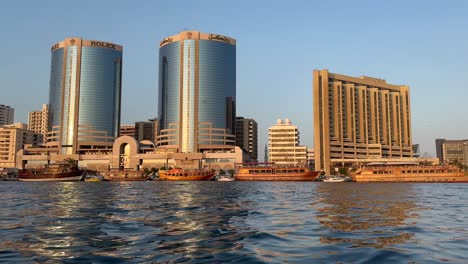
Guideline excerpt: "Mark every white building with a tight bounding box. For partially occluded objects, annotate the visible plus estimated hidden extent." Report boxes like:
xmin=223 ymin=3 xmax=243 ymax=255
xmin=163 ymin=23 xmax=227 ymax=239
xmin=0 ymin=104 xmax=14 ymax=127
xmin=28 ymin=104 xmax=49 ymax=143
xmin=268 ymin=119 xmax=307 ymax=165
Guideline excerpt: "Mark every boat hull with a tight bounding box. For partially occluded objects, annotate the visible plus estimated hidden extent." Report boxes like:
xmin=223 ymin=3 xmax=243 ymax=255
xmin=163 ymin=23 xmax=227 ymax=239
xmin=159 ymin=171 xmax=214 ymax=181
xmin=352 ymin=165 xmax=468 ymax=182
xmin=323 ymin=179 xmax=346 ymax=182
xmin=18 ymin=174 xmax=84 ymax=182
xmin=235 ymin=172 xmax=318 ymax=181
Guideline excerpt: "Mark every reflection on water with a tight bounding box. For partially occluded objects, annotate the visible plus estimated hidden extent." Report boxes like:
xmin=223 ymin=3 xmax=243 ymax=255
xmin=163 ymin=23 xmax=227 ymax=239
xmin=313 ymin=184 xmax=418 ymax=249
xmin=0 ymin=182 xmax=467 ymax=263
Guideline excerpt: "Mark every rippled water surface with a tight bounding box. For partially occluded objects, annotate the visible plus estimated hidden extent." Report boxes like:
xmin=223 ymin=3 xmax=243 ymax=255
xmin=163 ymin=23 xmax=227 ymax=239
xmin=0 ymin=182 xmax=467 ymax=263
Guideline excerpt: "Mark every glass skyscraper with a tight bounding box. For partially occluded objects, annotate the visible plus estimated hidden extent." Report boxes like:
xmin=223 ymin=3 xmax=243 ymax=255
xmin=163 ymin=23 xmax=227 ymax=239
xmin=48 ymin=38 xmax=123 ymax=154
xmin=157 ymin=31 xmax=236 ymax=153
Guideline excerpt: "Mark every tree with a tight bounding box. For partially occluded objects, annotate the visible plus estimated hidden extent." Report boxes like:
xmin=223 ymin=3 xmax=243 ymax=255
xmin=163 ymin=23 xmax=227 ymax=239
xmin=338 ymin=167 xmax=348 ymax=176
xmin=219 ymin=169 xmax=226 ymax=175
xmin=228 ymin=169 xmax=235 ymax=176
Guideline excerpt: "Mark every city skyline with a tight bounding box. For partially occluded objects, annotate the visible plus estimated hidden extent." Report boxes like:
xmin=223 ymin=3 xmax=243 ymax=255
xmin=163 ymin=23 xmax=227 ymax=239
xmin=2 ymin=1 xmax=468 ymax=158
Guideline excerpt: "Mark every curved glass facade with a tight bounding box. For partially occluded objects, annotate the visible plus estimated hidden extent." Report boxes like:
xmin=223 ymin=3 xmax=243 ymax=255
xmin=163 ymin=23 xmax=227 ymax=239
xmin=158 ymin=41 xmax=180 ymax=140
xmin=157 ymin=31 xmax=236 ymax=152
xmin=49 ymin=48 xmax=64 ymax=130
xmin=198 ymin=40 xmax=236 ymax=132
xmin=79 ymin=46 xmax=122 ymax=139
xmin=48 ymin=38 xmax=122 ymax=154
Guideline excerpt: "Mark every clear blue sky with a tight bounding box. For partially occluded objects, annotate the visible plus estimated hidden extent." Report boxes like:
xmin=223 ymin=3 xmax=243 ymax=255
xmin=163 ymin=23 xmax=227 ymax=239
xmin=1 ymin=0 xmax=467 ymax=157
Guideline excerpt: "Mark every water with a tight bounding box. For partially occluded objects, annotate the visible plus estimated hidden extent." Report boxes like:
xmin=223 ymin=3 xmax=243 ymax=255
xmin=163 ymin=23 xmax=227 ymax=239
xmin=0 ymin=182 xmax=467 ymax=263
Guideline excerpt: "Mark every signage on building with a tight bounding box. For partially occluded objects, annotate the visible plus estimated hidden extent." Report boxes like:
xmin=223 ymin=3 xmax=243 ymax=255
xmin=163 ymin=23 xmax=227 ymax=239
xmin=51 ymin=43 xmax=60 ymax=52
xmin=160 ymin=37 xmax=173 ymax=47
xmin=90 ymin=41 xmax=117 ymax=49
xmin=208 ymin=34 xmax=231 ymax=44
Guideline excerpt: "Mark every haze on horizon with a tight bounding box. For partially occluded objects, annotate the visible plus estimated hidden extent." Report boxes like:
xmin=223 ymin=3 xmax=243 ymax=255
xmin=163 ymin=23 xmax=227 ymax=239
xmin=1 ymin=0 xmax=467 ymax=158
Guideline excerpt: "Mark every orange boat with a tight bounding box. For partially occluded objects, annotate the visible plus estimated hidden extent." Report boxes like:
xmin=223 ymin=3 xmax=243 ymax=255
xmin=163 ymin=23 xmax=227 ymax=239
xmin=235 ymin=163 xmax=319 ymax=181
xmin=351 ymin=163 xmax=468 ymax=182
xmin=158 ymin=168 xmax=215 ymax=181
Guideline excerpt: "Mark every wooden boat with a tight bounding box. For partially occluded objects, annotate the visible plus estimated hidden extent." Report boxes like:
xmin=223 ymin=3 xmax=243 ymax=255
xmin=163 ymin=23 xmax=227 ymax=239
xmin=18 ymin=162 xmax=85 ymax=182
xmin=235 ymin=163 xmax=319 ymax=181
xmin=159 ymin=168 xmax=215 ymax=181
xmin=351 ymin=163 xmax=468 ymax=182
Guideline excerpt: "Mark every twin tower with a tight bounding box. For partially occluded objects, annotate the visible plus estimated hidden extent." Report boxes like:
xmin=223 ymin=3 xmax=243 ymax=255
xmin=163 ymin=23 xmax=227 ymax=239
xmin=48 ymin=31 xmax=236 ymax=154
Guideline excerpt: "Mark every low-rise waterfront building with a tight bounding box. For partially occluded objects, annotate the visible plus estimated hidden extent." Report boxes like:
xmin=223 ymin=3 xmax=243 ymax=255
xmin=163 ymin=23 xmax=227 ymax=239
xmin=0 ymin=123 xmax=42 ymax=168
xmin=268 ymin=119 xmax=307 ymax=165
xmin=435 ymin=138 xmax=468 ymax=165
xmin=120 ymin=125 xmax=136 ymax=138
xmin=0 ymin=104 xmax=14 ymax=126
xmin=17 ymin=135 xmax=247 ymax=172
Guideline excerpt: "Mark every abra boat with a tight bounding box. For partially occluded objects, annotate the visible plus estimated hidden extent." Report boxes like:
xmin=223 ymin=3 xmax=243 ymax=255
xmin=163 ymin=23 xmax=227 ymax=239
xmin=159 ymin=168 xmax=215 ymax=181
xmin=235 ymin=163 xmax=319 ymax=181
xmin=323 ymin=176 xmax=348 ymax=182
xmin=18 ymin=161 xmax=85 ymax=182
xmin=217 ymin=175 xmax=235 ymax=181
xmin=351 ymin=163 xmax=468 ymax=182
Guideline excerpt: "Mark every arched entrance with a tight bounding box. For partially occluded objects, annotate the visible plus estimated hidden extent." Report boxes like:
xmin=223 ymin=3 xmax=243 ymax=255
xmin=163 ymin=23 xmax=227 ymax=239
xmin=112 ymin=136 xmax=139 ymax=170
xmin=120 ymin=143 xmax=131 ymax=169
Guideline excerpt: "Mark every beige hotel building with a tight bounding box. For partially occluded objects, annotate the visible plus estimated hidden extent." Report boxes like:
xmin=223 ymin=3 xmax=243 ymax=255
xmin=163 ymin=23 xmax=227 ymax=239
xmin=313 ymin=70 xmax=412 ymax=174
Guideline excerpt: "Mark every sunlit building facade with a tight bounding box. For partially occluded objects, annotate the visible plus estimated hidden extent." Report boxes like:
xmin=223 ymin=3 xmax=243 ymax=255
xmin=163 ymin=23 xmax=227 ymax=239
xmin=435 ymin=138 xmax=468 ymax=165
xmin=0 ymin=104 xmax=14 ymax=127
xmin=47 ymin=38 xmax=123 ymax=154
xmin=157 ymin=31 xmax=236 ymax=153
xmin=268 ymin=119 xmax=307 ymax=165
xmin=313 ymin=70 xmax=412 ymax=174
xmin=28 ymin=104 xmax=49 ymax=143
xmin=0 ymin=123 xmax=42 ymax=168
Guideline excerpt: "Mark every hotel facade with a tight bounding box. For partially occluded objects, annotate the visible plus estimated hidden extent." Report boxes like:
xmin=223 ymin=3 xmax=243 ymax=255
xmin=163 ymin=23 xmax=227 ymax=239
xmin=268 ymin=119 xmax=307 ymax=165
xmin=157 ymin=31 xmax=236 ymax=153
xmin=47 ymin=38 xmax=123 ymax=154
xmin=313 ymin=70 xmax=412 ymax=174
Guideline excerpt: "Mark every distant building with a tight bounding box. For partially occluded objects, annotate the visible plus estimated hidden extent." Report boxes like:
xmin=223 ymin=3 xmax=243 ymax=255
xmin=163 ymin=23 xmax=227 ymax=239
xmin=435 ymin=139 xmax=468 ymax=165
xmin=120 ymin=125 xmax=136 ymax=138
xmin=157 ymin=30 xmax=236 ymax=153
xmin=119 ymin=119 xmax=158 ymax=143
xmin=412 ymin=144 xmax=420 ymax=158
xmin=313 ymin=69 xmax=412 ymax=174
xmin=47 ymin=37 xmax=123 ymax=154
xmin=268 ymin=119 xmax=307 ymax=165
xmin=0 ymin=123 xmax=42 ymax=168
xmin=235 ymin=117 xmax=258 ymax=160
xmin=307 ymin=147 xmax=315 ymax=167
xmin=135 ymin=120 xmax=156 ymax=142
xmin=28 ymin=104 xmax=49 ymax=143
xmin=0 ymin=104 xmax=14 ymax=126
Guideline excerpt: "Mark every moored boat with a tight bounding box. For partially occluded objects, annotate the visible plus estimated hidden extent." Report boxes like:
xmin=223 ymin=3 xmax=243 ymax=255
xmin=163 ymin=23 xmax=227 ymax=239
xmin=235 ymin=163 xmax=319 ymax=181
xmin=159 ymin=168 xmax=215 ymax=181
xmin=323 ymin=176 xmax=349 ymax=182
xmin=217 ymin=175 xmax=235 ymax=181
xmin=18 ymin=160 xmax=85 ymax=182
xmin=351 ymin=163 xmax=468 ymax=182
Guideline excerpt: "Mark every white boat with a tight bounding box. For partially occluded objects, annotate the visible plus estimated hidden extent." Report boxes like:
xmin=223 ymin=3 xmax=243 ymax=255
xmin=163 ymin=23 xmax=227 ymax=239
xmin=323 ymin=176 xmax=347 ymax=182
xmin=217 ymin=175 xmax=235 ymax=181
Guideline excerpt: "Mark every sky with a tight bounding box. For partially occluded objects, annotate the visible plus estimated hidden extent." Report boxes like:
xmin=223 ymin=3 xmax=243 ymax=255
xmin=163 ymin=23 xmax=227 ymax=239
xmin=1 ymin=0 xmax=467 ymax=158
